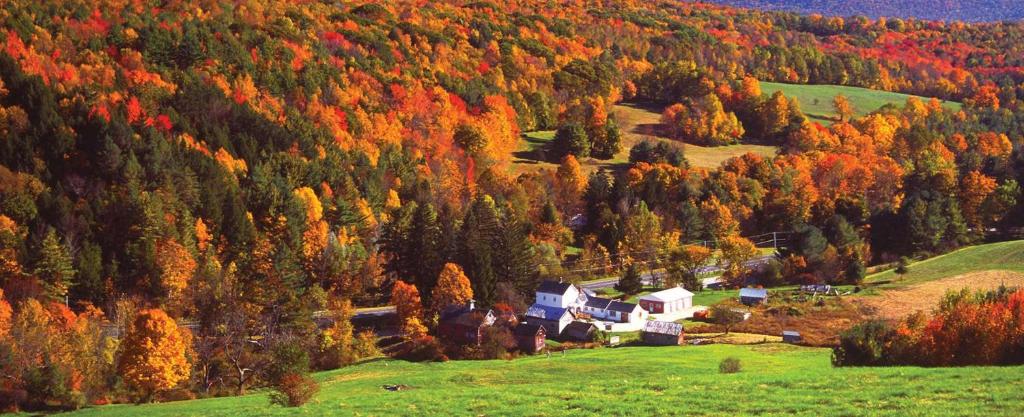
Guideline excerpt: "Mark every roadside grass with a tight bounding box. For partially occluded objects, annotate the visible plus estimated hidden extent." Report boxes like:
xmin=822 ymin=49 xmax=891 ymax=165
xmin=760 ymin=81 xmax=962 ymax=125
xmin=64 ymin=344 xmax=1024 ymax=417
xmin=865 ymin=240 xmax=1024 ymax=289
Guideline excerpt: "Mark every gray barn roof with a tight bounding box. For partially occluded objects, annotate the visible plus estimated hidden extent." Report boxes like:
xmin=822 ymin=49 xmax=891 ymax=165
xmin=643 ymin=320 xmax=683 ymax=336
xmin=537 ymin=280 xmax=574 ymax=295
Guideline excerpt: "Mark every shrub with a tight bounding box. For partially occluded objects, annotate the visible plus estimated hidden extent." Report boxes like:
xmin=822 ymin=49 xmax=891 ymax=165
xmin=396 ymin=336 xmax=448 ymax=362
xmin=354 ymin=330 xmax=382 ymax=359
xmin=266 ymin=342 xmax=310 ymax=386
xmin=832 ymin=319 xmax=906 ymax=366
xmin=269 ymin=373 xmax=319 ymax=407
xmin=479 ymin=326 xmax=516 ymax=359
xmin=719 ymin=357 xmax=742 ymax=374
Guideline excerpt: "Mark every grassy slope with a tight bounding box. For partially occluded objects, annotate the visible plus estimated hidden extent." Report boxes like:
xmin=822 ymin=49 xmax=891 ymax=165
xmin=612 ymin=103 xmax=778 ymax=169
xmin=865 ymin=240 xmax=1024 ymax=289
xmin=760 ymin=82 xmax=962 ymax=125
xmin=66 ymin=345 xmax=1024 ymax=417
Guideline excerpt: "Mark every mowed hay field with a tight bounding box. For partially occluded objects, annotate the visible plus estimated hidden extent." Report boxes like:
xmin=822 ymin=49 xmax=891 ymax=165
xmin=760 ymin=82 xmax=962 ymax=125
xmin=861 ymin=270 xmax=1024 ymax=319
xmin=865 ymin=240 xmax=1024 ymax=288
xmin=62 ymin=345 xmax=1024 ymax=417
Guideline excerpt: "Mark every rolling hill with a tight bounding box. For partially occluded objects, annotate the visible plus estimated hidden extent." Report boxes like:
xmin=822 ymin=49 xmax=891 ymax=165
xmin=707 ymin=0 xmax=1024 ymax=22
xmin=61 ymin=345 xmax=1024 ymax=417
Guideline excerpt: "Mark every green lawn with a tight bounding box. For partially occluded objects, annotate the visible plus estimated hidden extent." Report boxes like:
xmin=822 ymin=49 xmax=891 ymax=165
xmin=866 ymin=240 xmax=1024 ymax=289
xmin=761 ymin=82 xmax=962 ymax=125
xmin=64 ymin=345 xmax=1024 ymax=416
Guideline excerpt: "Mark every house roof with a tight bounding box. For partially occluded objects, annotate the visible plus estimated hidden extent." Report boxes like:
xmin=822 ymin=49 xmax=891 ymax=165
xmin=643 ymin=320 xmax=683 ymax=336
xmin=584 ymin=296 xmax=613 ymax=310
xmin=607 ymin=300 xmax=642 ymax=313
xmin=526 ymin=304 xmax=572 ymax=321
xmin=639 ymin=287 xmax=695 ymax=302
xmin=739 ymin=288 xmax=768 ymax=299
xmin=514 ymin=323 xmax=545 ymax=337
xmin=564 ymin=321 xmax=597 ymax=334
xmin=782 ymin=330 xmax=801 ymax=337
xmin=584 ymin=296 xmax=641 ymax=313
xmin=440 ymin=307 xmax=495 ymax=327
xmin=537 ymin=280 xmax=574 ymax=295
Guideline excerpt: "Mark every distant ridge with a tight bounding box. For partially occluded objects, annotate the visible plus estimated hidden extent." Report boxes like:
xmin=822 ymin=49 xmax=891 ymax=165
xmin=704 ymin=0 xmax=1024 ymax=22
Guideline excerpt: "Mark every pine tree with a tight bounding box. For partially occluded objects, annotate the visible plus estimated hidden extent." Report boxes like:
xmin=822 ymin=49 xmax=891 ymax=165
xmin=458 ymin=195 xmax=501 ymax=306
xmin=615 ymin=263 xmax=643 ymax=296
xmin=495 ymin=213 xmax=540 ymax=297
xmin=36 ymin=229 xmax=76 ymax=303
xmin=552 ymin=123 xmax=590 ymax=160
xmin=409 ymin=203 xmax=444 ymax=299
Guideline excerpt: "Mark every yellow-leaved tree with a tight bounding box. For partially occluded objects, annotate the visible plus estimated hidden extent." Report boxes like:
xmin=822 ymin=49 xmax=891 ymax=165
xmin=117 ymin=309 xmax=191 ymax=401
xmin=430 ymin=263 xmax=473 ymax=315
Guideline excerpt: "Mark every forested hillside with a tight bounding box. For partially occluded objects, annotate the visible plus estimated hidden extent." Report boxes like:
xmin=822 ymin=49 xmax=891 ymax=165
xmin=4 ymin=0 xmax=1024 ymax=409
xmin=707 ymin=0 xmax=1024 ymax=23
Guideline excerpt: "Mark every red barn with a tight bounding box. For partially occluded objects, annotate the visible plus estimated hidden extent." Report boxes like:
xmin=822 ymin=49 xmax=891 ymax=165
xmin=513 ymin=323 xmax=546 ymax=354
xmin=437 ymin=303 xmax=496 ymax=346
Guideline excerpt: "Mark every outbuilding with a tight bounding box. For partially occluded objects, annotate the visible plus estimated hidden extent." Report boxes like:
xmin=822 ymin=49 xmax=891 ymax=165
xmin=639 ymin=287 xmax=694 ymax=314
xmin=641 ymin=320 xmax=685 ymax=346
xmin=782 ymin=330 xmax=802 ymax=344
xmin=564 ymin=321 xmax=599 ymax=342
xmin=513 ymin=323 xmax=546 ymax=353
xmin=739 ymin=288 xmax=768 ymax=306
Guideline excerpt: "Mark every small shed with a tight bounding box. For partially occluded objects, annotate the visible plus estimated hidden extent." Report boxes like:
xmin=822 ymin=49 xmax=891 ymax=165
xmin=513 ymin=324 xmax=546 ymax=354
xmin=739 ymin=288 xmax=768 ymax=306
xmin=641 ymin=320 xmax=685 ymax=346
xmin=782 ymin=330 xmax=802 ymax=344
xmin=564 ymin=321 xmax=598 ymax=342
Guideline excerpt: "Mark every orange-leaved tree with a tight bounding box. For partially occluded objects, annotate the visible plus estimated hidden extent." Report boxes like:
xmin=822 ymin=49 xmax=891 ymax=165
xmin=430 ymin=263 xmax=473 ymax=315
xmin=117 ymin=308 xmax=191 ymax=401
xmin=391 ymin=281 xmax=427 ymax=338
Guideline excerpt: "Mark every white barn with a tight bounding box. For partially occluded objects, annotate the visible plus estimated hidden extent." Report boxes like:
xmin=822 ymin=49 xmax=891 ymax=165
xmin=638 ymin=287 xmax=694 ymax=315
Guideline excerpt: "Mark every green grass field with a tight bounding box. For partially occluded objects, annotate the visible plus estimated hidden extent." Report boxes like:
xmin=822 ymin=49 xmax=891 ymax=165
xmin=64 ymin=345 xmax=1024 ymax=417
xmin=866 ymin=240 xmax=1024 ymax=288
xmin=760 ymin=82 xmax=962 ymax=125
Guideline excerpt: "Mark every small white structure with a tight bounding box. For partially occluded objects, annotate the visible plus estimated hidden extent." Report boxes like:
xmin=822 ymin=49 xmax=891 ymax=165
xmin=638 ymin=287 xmax=694 ymax=314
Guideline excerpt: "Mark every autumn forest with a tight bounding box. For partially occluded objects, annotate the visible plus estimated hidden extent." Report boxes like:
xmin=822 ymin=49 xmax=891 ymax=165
xmin=3 ymin=0 xmax=1024 ymax=412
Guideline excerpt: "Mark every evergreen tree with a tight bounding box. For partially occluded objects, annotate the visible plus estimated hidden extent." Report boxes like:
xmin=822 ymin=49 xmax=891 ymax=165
xmin=36 ymin=229 xmax=76 ymax=303
xmin=409 ymin=202 xmax=444 ymax=299
xmin=458 ymin=195 xmax=501 ymax=306
xmin=494 ymin=212 xmax=539 ymax=296
xmin=615 ymin=263 xmax=643 ymax=296
xmin=552 ymin=123 xmax=590 ymax=160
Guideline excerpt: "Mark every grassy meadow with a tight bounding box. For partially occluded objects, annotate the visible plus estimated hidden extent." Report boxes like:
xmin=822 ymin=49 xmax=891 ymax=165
xmin=62 ymin=344 xmax=1024 ymax=417
xmin=865 ymin=240 xmax=1024 ymax=288
xmin=760 ymin=82 xmax=962 ymax=125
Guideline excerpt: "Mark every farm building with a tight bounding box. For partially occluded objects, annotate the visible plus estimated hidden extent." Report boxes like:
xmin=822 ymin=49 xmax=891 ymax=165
xmin=582 ymin=296 xmax=648 ymax=323
xmin=564 ymin=321 xmax=598 ymax=342
xmin=437 ymin=302 xmax=496 ymax=346
xmin=641 ymin=320 xmax=685 ymax=346
xmin=525 ymin=304 xmax=576 ymax=336
xmin=639 ymin=287 xmax=694 ymax=314
xmin=739 ymin=288 xmax=768 ymax=306
xmin=513 ymin=324 xmax=546 ymax=353
xmin=782 ymin=331 xmax=802 ymax=344
xmin=529 ymin=280 xmax=648 ymax=330
xmin=534 ymin=280 xmax=584 ymax=309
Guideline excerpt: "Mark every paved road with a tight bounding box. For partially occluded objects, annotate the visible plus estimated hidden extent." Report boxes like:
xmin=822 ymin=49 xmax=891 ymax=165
xmin=579 ymin=254 xmax=776 ymax=292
